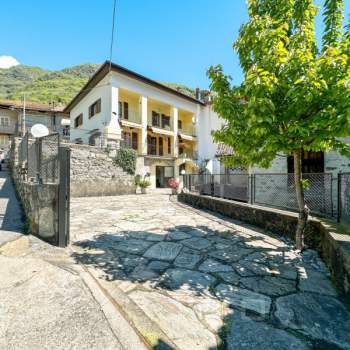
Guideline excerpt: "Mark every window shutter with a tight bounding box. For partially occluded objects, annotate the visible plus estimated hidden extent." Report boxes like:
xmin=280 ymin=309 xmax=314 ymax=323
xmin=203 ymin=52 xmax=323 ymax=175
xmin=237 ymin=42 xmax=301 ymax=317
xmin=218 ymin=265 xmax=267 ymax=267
xmin=119 ymin=101 xmax=123 ymax=117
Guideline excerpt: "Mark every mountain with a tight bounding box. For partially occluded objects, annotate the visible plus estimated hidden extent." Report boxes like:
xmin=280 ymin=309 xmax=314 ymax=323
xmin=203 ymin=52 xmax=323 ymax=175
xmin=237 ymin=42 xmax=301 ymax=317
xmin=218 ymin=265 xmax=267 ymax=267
xmin=0 ymin=64 xmax=100 ymax=106
xmin=0 ymin=63 xmax=196 ymax=107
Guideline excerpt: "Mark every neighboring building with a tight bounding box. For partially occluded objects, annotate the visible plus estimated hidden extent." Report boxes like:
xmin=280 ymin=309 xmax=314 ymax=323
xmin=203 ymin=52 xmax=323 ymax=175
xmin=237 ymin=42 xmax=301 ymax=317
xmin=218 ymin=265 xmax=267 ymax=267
xmin=0 ymin=99 xmax=70 ymax=151
xmin=65 ymin=61 xmax=219 ymax=188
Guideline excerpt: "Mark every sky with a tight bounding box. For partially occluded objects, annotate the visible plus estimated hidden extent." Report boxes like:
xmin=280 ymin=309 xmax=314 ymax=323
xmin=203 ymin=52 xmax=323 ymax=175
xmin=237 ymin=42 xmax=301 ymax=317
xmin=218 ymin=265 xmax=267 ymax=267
xmin=1 ymin=0 xmax=350 ymax=88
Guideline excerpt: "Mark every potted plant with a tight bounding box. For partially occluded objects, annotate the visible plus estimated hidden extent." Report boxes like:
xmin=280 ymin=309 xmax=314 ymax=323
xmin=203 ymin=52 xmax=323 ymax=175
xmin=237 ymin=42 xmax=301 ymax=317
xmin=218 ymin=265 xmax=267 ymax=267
xmin=133 ymin=174 xmax=141 ymax=193
xmin=139 ymin=179 xmax=151 ymax=194
xmin=168 ymin=178 xmax=180 ymax=195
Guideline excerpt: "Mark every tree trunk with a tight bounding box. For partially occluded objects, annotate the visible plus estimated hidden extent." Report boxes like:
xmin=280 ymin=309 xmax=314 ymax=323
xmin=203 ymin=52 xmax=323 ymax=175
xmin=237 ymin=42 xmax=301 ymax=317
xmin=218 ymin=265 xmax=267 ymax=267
xmin=293 ymin=149 xmax=309 ymax=251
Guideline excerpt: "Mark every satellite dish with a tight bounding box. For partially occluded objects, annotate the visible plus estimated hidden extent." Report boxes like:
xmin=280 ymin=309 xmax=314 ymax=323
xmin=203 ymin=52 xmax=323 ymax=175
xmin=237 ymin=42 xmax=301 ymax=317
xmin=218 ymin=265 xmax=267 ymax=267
xmin=30 ymin=124 xmax=49 ymax=138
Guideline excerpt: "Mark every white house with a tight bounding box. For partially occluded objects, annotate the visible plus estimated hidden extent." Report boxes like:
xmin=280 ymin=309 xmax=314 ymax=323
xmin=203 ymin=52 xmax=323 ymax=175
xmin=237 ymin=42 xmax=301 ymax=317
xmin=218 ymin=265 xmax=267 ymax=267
xmin=65 ymin=61 xmax=220 ymax=189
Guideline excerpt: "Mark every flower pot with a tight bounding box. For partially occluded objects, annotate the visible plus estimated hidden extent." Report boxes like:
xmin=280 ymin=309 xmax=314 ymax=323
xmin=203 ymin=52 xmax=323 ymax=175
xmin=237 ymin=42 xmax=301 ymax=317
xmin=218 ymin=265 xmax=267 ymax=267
xmin=171 ymin=188 xmax=178 ymax=195
xmin=141 ymin=187 xmax=148 ymax=194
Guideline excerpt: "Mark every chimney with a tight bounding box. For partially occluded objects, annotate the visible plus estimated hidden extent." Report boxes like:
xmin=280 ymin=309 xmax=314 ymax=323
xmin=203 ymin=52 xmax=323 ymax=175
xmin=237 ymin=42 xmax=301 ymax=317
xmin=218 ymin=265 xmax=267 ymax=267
xmin=195 ymin=88 xmax=201 ymax=100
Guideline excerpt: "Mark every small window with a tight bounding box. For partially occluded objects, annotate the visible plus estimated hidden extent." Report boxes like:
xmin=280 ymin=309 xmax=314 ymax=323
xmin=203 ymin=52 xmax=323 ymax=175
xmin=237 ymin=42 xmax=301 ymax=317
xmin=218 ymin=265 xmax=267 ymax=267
xmin=89 ymin=99 xmax=101 ymax=118
xmin=74 ymin=114 xmax=83 ymax=128
xmin=0 ymin=117 xmax=10 ymax=127
xmin=162 ymin=115 xmax=170 ymax=129
xmin=152 ymin=111 xmax=160 ymax=127
xmin=178 ymin=120 xmax=182 ymax=130
xmin=167 ymin=137 xmax=171 ymax=154
xmin=132 ymin=132 xmax=138 ymax=151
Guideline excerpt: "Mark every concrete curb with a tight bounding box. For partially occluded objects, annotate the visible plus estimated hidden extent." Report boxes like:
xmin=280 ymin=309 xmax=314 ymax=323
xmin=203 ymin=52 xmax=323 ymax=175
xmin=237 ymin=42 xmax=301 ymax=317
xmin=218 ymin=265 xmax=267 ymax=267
xmin=74 ymin=263 xmax=151 ymax=350
xmin=84 ymin=266 xmax=179 ymax=350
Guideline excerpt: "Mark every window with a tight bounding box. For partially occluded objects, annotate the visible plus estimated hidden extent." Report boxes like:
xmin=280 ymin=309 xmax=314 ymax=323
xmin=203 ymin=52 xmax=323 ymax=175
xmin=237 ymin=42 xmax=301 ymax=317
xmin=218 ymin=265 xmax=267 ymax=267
xmin=167 ymin=137 xmax=171 ymax=154
xmin=159 ymin=137 xmax=163 ymax=156
xmin=74 ymin=114 xmax=83 ymax=128
xmin=162 ymin=115 xmax=170 ymax=129
xmin=287 ymin=151 xmax=324 ymax=173
xmin=89 ymin=99 xmax=101 ymax=118
xmin=178 ymin=120 xmax=182 ymax=130
xmin=119 ymin=101 xmax=129 ymax=119
xmin=147 ymin=135 xmax=157 ymax=155
xmin=132 ymin=132 xmax=138 ymax=151
xmin=152 ymin=111 xmax=160 ymax=127
xmin=0 ymin=117 xmax=10 ymax=127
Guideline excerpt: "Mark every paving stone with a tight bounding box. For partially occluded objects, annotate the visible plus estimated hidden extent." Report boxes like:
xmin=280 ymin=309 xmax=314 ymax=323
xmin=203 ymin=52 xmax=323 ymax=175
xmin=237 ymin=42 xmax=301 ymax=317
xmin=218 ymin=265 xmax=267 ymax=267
xmin=187 ymin=229 xmax=208 ymax=237
xmin=167 ymin=231 xmax=192 ymax=241
xmin=227 ymin=312 xmax=311 ymax=350
xmin=130 ymin=265 xmax=159 ymax=281
xmin=147 ymin=260 xmax=170 ymax=272
xmin=114 ymin=239 xmax=153 ymax=255
xmin=198 ymin=259 xmax=233 ymax=273
xmin=240 ymin=276 xmax=296 ymax=297
xmin=215 ymin=283 xmax=271 ymax=316
xmin=163 ymin=269 xmax=215 ymax=294
xmin=174 ymin=252 xmax=201 ymax=269
xmin=182 ymin=238 xmax=211 ymax=251
xmin=301 ymin=250 xmax=329 ymax=273
xmin=209 ymin=246 xmax=252 ymax=263
xmin=244 ymin=251 xmax=284 ymax=265
xmin=129 ymin=290 xmax=217 ymax=349
xmin=275 ymin=293 xmax=350 ymax=349
xmin=235 ymin=261 xmax=297 ymax=280
xmin=298 ymin=267 xmax=337 ymax=296
xmin=143 ymin=242 xmax=182 ymax=261
xmin=217 ymin=271 xmax=241 ymax=285
xmin=193 ymin=298 xmax=223 ymax=315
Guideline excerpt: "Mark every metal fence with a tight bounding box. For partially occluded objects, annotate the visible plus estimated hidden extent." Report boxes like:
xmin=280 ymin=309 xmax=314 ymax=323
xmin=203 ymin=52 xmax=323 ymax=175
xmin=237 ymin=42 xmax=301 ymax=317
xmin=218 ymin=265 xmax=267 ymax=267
xmin=18 ymin=132 xmax=60 ymax=184
xmin=338 ymin=173 xmax=350 ymax=223
xmin=183 ymin=173 xmax=333 ymax=217
xmin=16 ymin=132 xmax=70 ymax=247
xmin=253 ymin=173 xmax=333 ymax=216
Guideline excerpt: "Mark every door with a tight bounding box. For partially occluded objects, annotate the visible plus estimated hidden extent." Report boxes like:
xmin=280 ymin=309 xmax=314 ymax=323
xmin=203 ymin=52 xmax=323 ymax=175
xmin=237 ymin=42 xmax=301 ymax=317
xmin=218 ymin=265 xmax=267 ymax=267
xmin=156 ymin=166 xmax=165 ymax=188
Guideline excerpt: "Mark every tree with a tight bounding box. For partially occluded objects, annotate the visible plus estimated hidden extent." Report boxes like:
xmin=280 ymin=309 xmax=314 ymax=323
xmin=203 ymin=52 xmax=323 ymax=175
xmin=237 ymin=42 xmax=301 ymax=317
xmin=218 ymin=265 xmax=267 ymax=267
xmin=208 ymin=0 xmax=350 ymax=250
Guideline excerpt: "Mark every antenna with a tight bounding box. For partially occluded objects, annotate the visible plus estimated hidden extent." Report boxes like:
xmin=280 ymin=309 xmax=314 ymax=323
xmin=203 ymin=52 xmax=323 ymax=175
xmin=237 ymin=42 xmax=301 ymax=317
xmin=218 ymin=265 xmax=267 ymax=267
xmin=30 ymin=124 xmax=50 ymax=138
xmin=109 ymin=0 xmax=117 ymax=72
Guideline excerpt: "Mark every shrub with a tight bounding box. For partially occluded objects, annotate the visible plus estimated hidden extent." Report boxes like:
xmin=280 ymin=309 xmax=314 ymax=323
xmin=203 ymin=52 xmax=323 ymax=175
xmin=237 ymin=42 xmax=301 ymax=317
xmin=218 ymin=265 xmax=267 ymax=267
xmin=114 ymin=148 xmax=137 ymax=175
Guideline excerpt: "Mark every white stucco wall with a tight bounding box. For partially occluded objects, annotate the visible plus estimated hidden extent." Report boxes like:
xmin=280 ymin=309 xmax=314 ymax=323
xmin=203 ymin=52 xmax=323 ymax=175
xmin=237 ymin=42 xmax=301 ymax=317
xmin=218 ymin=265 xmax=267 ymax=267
xmin=70 ymin=76 xmax=111 ymax=144
xmin=197 ymin=105 xmax=222 ymax=173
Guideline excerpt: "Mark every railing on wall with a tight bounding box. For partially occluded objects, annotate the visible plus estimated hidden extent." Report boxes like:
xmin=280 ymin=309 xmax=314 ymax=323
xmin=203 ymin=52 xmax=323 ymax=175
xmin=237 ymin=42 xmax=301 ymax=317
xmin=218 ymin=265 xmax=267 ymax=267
xmin=182 ymin=173 xmax=334 ymax=217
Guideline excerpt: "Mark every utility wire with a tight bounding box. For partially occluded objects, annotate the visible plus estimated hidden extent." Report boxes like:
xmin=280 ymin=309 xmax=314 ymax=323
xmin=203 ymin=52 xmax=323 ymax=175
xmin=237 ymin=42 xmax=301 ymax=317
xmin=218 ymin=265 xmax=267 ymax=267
xmin=109 ymin=0 xmax=117 ymax=72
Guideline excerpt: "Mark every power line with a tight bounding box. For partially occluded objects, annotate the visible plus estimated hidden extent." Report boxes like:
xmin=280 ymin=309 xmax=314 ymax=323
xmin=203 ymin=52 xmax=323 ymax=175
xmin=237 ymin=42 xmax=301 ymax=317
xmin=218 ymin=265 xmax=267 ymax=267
xmin=109 ymin=0 xmax=117 ymax=72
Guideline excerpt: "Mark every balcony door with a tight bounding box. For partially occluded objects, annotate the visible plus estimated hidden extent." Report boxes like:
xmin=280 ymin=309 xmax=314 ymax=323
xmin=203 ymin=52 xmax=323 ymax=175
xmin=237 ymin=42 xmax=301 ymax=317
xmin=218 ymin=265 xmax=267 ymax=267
xmin=147 ymin=135 xmax=157 ymax=155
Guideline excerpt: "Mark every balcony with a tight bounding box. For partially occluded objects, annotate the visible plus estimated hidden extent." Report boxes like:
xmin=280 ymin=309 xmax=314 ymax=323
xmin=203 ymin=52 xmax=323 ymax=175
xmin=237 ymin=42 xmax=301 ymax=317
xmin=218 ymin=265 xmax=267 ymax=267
xmin=178 ymin=124 xmax=196 ymax=138
xmin=0 ymin=124 xmax=16 ymax=135
xmin=119 ymin=109 xmax=142 ymax=127
xmin=179 ymin=150 xmax=198 ymax=160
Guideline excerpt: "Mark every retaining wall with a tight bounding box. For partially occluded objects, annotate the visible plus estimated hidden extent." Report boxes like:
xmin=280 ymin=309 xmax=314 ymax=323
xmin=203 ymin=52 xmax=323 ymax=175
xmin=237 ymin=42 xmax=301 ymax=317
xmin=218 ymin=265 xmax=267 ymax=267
xmin=69 ymin=144 xmax=135 ymax=197
xmin=179 ymin=192 xmax=350 ymax=299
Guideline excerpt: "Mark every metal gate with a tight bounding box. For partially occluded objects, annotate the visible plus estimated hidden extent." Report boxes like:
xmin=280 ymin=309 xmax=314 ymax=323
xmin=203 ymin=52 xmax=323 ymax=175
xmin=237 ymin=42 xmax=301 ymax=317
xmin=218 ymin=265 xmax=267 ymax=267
xmin=17 ymin=132 xmax=70 ymax=247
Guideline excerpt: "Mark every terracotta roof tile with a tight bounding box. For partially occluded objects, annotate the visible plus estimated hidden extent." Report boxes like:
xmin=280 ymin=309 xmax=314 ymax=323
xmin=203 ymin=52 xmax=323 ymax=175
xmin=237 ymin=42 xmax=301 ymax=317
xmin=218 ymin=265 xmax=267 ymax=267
xmin=216 ymin=143 xmax=234 ymax=157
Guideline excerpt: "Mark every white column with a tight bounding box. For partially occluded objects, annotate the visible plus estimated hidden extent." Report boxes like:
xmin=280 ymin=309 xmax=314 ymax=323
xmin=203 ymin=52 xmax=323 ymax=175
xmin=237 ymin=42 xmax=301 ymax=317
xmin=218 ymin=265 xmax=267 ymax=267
xmin=141 ymin=96 xmax=148 ymax=155
xmin=172 ymin=107 xmax=178 ymax=157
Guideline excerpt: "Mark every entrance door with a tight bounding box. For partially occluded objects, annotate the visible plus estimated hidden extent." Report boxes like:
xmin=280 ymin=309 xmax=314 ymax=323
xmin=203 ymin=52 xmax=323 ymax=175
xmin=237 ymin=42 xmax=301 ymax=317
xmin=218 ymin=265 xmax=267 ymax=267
xmin=156 ymin=166 xmax=165 ymax=188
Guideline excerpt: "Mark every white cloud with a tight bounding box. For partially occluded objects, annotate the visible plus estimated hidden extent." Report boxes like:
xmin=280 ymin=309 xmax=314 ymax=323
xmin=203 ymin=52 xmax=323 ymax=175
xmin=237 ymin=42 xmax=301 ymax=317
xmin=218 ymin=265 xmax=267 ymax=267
xmin=0 ymin=56 xmax=20 ymax=69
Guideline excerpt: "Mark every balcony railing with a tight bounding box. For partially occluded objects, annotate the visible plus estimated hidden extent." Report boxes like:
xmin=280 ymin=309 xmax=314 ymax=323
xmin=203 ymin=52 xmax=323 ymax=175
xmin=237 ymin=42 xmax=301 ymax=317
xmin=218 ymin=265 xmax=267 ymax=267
xmin=120 ymin=110 xmax=142 ymax=125
xmin=178 ymin=124 xmax=197 ymax=137
xmin=148 ymin=114 xmax=173 ymax=131
xmin=179 ymin=150 xmax=198 ymax=160
xmin=0 ymin=124 xmax=16 ymax=134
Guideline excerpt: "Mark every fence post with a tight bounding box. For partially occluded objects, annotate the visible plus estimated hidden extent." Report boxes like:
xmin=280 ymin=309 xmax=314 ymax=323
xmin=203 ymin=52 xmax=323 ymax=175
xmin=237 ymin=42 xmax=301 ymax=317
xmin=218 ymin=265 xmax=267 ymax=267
xmin=248 ymin=175 xmax=253 ymax=204
xmin=211 ymin=174 xmax=214 ymax=196
xmin=36 ymin=139 xmax=42 ymax=183
xmin=337 ymin=173 xmax=341 ymax=223
xmin=58 ymin=146 xmax=70 ymax=247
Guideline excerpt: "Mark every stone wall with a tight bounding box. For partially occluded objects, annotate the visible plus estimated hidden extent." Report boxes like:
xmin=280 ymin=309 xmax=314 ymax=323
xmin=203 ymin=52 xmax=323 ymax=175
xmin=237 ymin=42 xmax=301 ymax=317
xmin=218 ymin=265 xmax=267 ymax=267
xmin=179 ymin=192 xmax=350 ymax=299
xmin=10 ymin=138 xmax=59 ymax=245
xmin=69 ymin=144 xmax=135 ymax=197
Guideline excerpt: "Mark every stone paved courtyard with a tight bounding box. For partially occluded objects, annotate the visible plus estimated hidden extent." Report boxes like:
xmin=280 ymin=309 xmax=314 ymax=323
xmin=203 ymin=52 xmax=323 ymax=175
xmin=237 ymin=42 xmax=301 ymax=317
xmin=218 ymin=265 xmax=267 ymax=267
xmin=70 ymin=192 xmax=350 ymax=350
